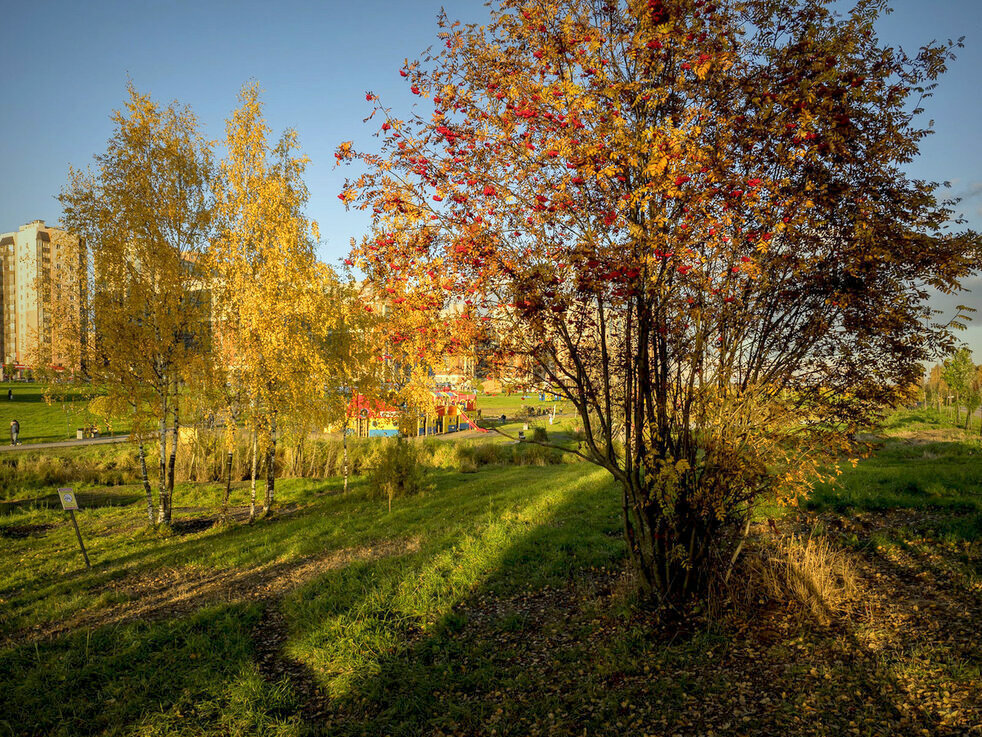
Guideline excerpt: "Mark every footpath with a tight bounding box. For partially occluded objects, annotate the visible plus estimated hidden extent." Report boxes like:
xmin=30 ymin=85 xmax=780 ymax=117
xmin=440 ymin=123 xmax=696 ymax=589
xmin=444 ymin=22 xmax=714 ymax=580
xmin=0 ymin=435 xmax=132 ymax=453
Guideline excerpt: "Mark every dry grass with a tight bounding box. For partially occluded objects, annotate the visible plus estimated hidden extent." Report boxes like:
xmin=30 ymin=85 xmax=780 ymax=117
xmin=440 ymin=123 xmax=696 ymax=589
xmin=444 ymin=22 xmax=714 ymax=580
xmin=749 ymin=532 xmax=859 ymax=624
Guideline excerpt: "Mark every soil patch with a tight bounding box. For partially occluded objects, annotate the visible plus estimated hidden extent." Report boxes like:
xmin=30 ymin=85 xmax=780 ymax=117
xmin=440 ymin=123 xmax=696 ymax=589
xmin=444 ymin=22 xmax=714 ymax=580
xmin=0 ymin=523 xmax=52 ymax=539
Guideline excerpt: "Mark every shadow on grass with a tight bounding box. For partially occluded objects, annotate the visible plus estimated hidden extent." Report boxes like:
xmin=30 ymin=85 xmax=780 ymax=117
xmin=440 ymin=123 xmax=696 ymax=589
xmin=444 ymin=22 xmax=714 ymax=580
xmin=307 ymin=550 xmax=976 ymax=733
xmin=297 ymin=547 xmax=967 ymax=735
xmin=0 ymin=464 xmax=619 ymax=736
xmin=1 ymin=456 xmax=977 ymax=736
xmin=0 ymin=490 xmax=143 ymax=518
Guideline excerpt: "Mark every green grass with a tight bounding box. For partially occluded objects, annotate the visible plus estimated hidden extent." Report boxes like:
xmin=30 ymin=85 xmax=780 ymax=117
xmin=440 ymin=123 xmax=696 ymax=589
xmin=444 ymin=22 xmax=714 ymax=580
xmin=807 ymin=409 xmax=982 ymax=544
xmin=0 ymin=410 xmax=978 ymax=736
xmin=474 ymin=391 xmax=563 ymax=417
xmin=0 ymin=461 xmax=624 ymax=736
xmin=0 ymin=382 xmax=129 ymax=445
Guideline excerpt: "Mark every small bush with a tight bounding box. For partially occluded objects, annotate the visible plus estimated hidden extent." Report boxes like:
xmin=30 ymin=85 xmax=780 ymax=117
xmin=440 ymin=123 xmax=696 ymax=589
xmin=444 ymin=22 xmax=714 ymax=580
xmin=513 ymin=443 xmax=562 ymax=466
xmin=456 ymin=450 xmax=479 ymax=473
xmin=368 ymin=438 xmax=431 ymax=510
xmin=472 ymin=443 xmax=507 ymax=466
xmin=427 ymin=441 xmax=460 ymax=470
xmin=531 ymin=426 xmax=549 ymax=443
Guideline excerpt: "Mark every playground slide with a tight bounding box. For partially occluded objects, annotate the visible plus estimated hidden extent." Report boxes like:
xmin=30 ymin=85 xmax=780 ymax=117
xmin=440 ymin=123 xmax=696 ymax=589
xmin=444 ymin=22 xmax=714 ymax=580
xmin=457 ymin=410 xmax=489 ymax=433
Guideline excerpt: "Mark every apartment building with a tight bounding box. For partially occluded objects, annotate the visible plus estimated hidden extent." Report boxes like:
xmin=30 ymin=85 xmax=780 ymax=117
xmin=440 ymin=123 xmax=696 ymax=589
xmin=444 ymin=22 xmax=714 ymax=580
xmin=0 ymin=220 xmax=80 ymax=375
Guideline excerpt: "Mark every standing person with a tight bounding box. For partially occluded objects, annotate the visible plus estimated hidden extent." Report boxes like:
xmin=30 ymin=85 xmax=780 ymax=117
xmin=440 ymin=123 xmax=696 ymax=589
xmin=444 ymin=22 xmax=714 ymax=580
xmin=10 ymin=419 xmax=19 ymax=445
xmin=7 ymin=388 xmax=11 ymax=400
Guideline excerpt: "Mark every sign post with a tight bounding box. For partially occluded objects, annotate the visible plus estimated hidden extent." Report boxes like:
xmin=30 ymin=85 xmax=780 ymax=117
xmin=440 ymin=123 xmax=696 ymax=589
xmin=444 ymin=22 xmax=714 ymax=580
xmin=58 ymin=488 xmax=90 ymax=569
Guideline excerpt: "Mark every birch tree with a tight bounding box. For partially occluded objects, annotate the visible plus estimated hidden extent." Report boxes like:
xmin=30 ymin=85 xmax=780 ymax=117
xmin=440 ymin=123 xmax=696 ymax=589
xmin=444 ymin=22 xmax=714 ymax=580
xmin=211 ymin=83 xmax=343 ymax=519
xmin=59 ymin=84 xmax=213 ymax=526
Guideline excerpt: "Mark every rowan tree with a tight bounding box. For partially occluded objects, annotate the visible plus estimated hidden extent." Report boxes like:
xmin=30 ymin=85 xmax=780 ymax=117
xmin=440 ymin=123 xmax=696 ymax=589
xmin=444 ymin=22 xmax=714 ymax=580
xmin=59 ymin=84 xmax=214 ymax=526
xmin=338 ymin=0 xmax=980 ymax=605
xmin=347 ymin=222 xmax=478 ymax=423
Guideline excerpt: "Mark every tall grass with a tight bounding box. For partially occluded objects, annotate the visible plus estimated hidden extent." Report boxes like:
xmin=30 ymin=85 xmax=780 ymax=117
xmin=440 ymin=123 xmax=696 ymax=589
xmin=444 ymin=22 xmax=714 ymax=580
xmin=747 ymin=533 xmax=859 ymax=625
xmin=0 ymin=446 xmax=144 ymax=498
xmin=1 ymin=432 xmax=578 ymax=500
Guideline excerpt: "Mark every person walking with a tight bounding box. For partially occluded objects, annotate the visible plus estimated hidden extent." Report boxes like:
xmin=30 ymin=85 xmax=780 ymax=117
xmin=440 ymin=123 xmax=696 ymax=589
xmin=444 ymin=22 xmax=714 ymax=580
xmin=10 ymin=419 xmax=19 ymax=445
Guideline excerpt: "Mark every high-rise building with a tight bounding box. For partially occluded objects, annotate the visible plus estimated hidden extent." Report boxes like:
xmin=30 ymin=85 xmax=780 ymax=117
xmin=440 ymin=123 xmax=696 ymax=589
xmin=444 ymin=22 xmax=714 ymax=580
xmin=0 ymin=220 xmax=81 ymax=376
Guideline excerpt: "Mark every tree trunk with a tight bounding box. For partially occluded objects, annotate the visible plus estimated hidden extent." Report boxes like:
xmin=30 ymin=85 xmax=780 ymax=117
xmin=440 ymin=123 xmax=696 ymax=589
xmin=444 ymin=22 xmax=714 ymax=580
xmin=138 ymin=441 xmax=155 ymax=525
xmin=343 ymin=426 xmax=349 ymax=493
xmin=294 ymin=435 xmax=304 ymax=477
xmin=221 ymin=450 xmax=234 ymax=522
xmin=622 ymin=478 xmax=716 ymax=608
xmin=249 ymin=431 xmax=258 ymax=523
xmin=264 ymin=416 xmax=277 ymax=517
xmin=189 ymin=438 xmax=198 ymax=483
xmin=166 ymin=402 xmax=180 ymax=513
xmin=157 ymin=414 xmax=170 ymax=526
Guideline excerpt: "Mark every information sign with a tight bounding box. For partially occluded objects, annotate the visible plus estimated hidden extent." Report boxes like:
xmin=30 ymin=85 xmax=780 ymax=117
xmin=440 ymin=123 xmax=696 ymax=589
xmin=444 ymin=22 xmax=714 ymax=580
xmin=58 ymin=488 xmax=79 ymax=511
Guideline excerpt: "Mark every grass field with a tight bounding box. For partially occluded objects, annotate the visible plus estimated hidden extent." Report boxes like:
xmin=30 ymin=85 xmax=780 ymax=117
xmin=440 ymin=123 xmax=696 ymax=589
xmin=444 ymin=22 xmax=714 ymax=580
xmin=0 ymin=382 xmax=129 ymax=445
xmin=474 ymin=391 xmax=563 ymax=418
xmin=0 ymin=409 xmax=978 ymax=736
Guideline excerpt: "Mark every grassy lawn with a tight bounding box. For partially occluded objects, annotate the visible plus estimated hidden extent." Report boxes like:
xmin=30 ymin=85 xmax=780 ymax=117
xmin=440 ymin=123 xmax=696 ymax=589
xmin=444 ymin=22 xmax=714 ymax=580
xmin=475 ymin=391 xmax=563 ymax=418
xmin=0 ymin=382 xmax=129 ymax=445
xmin=0 ymin=409 xmax=978 ymax=736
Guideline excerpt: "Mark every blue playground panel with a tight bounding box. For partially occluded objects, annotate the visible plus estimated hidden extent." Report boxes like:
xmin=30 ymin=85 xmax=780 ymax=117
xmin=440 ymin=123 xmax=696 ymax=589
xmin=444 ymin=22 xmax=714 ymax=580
xmin=368 ymin=428 xmax=400 ymax=437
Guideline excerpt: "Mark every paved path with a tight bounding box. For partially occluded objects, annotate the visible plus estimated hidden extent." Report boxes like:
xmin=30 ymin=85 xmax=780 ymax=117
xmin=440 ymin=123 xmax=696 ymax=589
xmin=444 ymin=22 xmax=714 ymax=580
xmin=0 ymin=434 xmax=133 ymax=453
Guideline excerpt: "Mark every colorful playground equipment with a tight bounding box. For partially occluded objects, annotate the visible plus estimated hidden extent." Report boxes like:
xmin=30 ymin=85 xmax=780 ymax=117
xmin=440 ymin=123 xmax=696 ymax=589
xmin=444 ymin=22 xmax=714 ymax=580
xmin=346 ymin=390 xmax=486 ymax=438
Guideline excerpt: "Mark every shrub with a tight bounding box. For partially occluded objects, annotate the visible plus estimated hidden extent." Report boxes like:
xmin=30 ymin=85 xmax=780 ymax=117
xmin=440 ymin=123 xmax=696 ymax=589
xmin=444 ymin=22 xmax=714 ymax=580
xmin=513 ymin=443 xmax=561 ymax=466
xmin=471 ymin=443 xmax=507 ymax=466
xmin=531 ymin=426 xmax=549 ymax=443
xmin=368 ymin=438 xmax=431 ymax=511
xmin=456 ymin=449 xmax=479 ymax=473
xmin=427 ymin=441 xmax=460 ymax=470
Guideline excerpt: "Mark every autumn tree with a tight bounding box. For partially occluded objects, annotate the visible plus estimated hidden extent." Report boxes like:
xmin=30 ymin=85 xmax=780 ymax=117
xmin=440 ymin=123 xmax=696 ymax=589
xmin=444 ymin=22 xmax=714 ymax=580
xmin=321 ymin=273 xmax=383 ymax=493
xmin=59 ymin=84 xmax=214 ymax=526
xmin=924 ymin=363 xmax=948 ymax=412
xmin=339 ymin=0 xmax=980 ymax=606
xmin=942 ymin=348 xmax=977 ymax=428
xmin=345 ymin=221 xmax=478 ymax=430
xmin=972 ymin=364 xmax=982 ymax=436
xmin=211 ymin=83 xmax=358 ymax=519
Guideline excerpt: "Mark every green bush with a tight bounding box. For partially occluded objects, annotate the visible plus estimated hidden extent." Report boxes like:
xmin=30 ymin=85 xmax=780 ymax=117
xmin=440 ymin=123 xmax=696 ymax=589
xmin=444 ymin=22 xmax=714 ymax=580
xmin=471 ymin=443 xmax=507 ymax=466
xmin=368 ymin=438 xmax=431 ymax=510
xmin=513 ymin=443 xmax=561 ymax=466
xmin=426 ymin=440 xmax=460 ymax=470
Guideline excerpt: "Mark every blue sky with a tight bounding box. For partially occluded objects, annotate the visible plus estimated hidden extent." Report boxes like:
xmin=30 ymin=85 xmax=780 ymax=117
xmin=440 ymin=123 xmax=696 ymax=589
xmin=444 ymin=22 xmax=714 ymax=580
xmin=1 ymin=0 xmax=979 ymax=355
